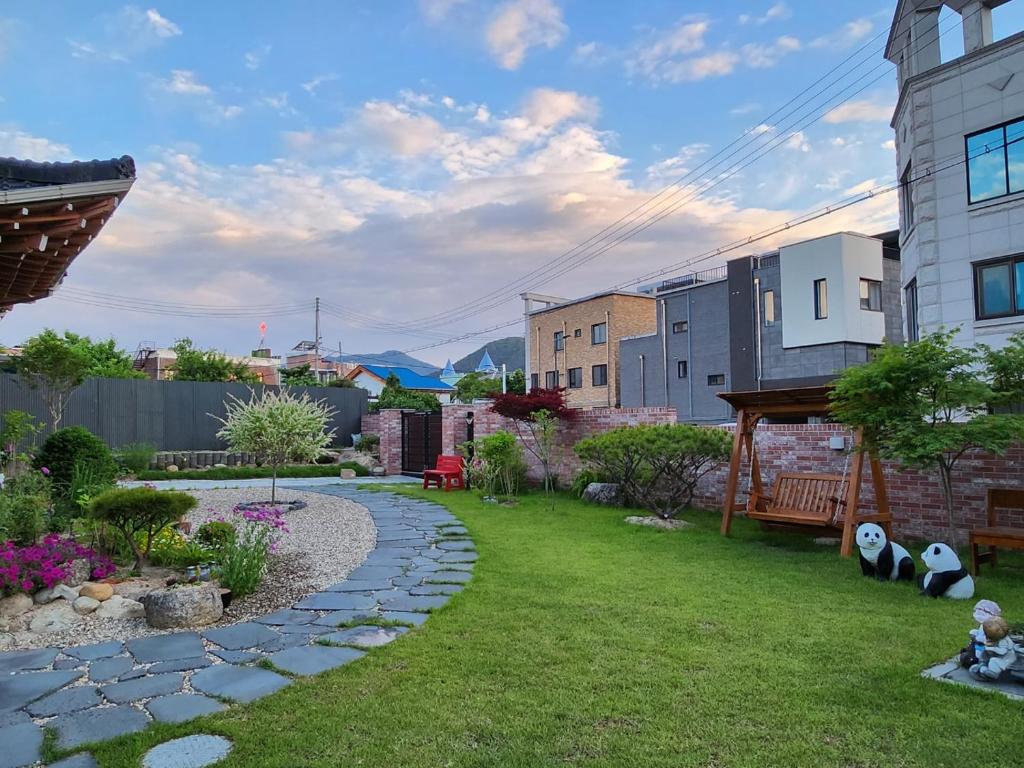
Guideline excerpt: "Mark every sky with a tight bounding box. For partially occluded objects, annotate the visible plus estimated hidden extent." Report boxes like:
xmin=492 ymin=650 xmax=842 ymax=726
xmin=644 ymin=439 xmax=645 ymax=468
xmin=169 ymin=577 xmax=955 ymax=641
xmin=2 ymin=1 xmax=1023 ymax=367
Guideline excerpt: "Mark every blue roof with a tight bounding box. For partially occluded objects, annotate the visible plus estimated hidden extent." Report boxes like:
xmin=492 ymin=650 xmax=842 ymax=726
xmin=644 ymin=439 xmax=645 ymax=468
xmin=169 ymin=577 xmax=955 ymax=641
xmin=361 ymin=365 xmax=454 ymax=391
xmin=476 ymin=349 xmax=497 ymax=373
xmin=441 ymin=359 xmax=457 ymax=377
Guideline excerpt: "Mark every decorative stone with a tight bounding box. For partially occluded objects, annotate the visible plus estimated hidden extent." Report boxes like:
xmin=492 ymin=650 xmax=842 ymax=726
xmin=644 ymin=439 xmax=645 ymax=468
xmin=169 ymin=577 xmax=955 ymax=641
xmin=190 ymin=664 xmax=290 ymax=703
xmin=0 ymin=670 xmax=82 ymax=715
xmin=0 ymin=647 xmax=58 ymax=674
xmin=166 ymin=464 xmax=179 ymax=472
xmin=267 ymin=645 xmax=364 ymax=676
xmin=79 ymin=583 xmax=114 ymax=602
xmin=582 ymin=482 xmax=621 ymax=505
xmin=370 ymin=466 xmax=386 ymax=477
xmin=0 ymin=593 xmax=33 ymax=619
xmin=26 ymin=685 xmax=102 ymax=717
xmin=73 ymin=596 xmax=101 ymax=615
xmin=29 ymin=603 xmax=81 ymax=633
xmin=54 ymin=584 xmax=81 ymax=602
xmin=624 ymin=515 xmax=691 ymax=530
xmin=88 ymin=656 xmax=134 ymax=682
xmin=0 ymin=722 xmax=43 ymax=768
xmin=324 ymin=625 xmax=408 ymax=648
xmin=339 ymin=468 xmax=357 ymax=479
xmin=146 ymin=694 xmax=226 ymax=725
xmin=128 ymin=632 xmax=205 ymax=663
xmin=203 ymin=622 xmax=279 ymax=650
xmin=95 ymin=595 xmax=146 ymax=620
xmin=144 ymin=585 xmax=223 ymax=629
xmin=142 ymin=734 xmax=233 ymax=768
xmin=65 ymin=559 xmax=92 ymax=587
xmin=254 ymin=609 xmax=317 ymax=625
xmin=33 ymin=587 xmax=58 ymax=605
xmin=102 ymin=672 xmax=184 ymax=704
xmin=53 ymin=705 xmax=149 ymax=750
xmin=66 ymin=641 xmax=124 ymax=661
xmin=114 ymin=581 xmax=157 ymax=601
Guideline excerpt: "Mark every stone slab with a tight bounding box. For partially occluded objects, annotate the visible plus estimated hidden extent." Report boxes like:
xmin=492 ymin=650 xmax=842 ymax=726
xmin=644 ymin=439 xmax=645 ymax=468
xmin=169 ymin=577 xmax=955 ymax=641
xmin=253 ymin=609 xmax=317 ymax=625
xmin=323 ymin=625 xmax=408 ymax=649
xmin=312 ymin=609 xmax=378 ymax=627
xmin=274 ymin=622 xmax=334 ymax=635
xmin=293 ymin=592 xmax=377 ymax=611
xmin=379 ymin=610 xmax=430 ymax=627
xmin=267 ymin=645 xmax=365 ymax=676
xmin=53 ymin=705 xmax=150 ymax=749
xmin=203 ymin=622 xmax=279 ymax=650
xmin=146 ymin=694 xmax=227 ymax=724
xmin=65 ymin=641 xmax=124 ymax=661
xmin=26 ymin=685 xmax=101 ymax=717
xmin=436 ymin=540 xmax=475 ymax=551
xmin=0 ymin=670 xmax=82 ymax=715
xmin=410 ymin=583 xmax=464 ymax=596
xmin=142 ymin=734 xmax=233 ymax=768
xmin=49 ymin=754 xmax=98 ymax=768
xmin=150 ymin=656 xmax=212 ymax=674
xmin=0 ymin=721 xmax=42 ymax=768
xmin=87 ymin=655 xmax=134 ymax=683
xmin=0 ymin=648 xmax=58 ymax=674
xmin=346 ymin=565 xmax=406 ymax=580
xmin=324 ymin=579 xmax=394 ymax=592
xmin=101 ymin=673 xmax=184 ymax=704
xmin=210 ymin=650 xmax=259 ymax=664
xmin=128 ymin=633 xmax=204 ymax=664
xmin=377 ymin=594 xmax=449 ymax=612
xmin=190 ymin=664 xmax=290 ymax=703
xmin=438 ymin=551 xmax=477 ymax=563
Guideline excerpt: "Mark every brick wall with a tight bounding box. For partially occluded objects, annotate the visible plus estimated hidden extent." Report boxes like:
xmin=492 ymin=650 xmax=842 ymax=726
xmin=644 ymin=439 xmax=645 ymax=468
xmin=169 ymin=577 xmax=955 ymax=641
xmin=363 ymin=410 xmax=406 ymax=475
xmin=360 ymin=412 xmax=382 ymax=437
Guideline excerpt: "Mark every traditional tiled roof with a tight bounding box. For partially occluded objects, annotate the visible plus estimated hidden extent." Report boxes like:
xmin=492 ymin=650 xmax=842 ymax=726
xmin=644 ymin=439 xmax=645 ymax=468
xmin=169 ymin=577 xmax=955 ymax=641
xmin=0 ymin=156 xmax=136 ymax=191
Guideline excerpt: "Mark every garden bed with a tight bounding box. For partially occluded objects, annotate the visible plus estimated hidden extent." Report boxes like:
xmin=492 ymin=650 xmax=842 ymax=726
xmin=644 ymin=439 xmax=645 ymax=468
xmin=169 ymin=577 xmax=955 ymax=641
xmin=135 ymin=463 xmax=369 ymax=482
xmin=0 ymin=489 xmax=375 ymax=651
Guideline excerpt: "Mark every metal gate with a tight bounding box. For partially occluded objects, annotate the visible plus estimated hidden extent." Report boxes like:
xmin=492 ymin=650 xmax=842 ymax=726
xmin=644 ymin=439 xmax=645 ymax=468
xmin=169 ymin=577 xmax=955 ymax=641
xmin=401 ymin=411 xmax=443 ymax=475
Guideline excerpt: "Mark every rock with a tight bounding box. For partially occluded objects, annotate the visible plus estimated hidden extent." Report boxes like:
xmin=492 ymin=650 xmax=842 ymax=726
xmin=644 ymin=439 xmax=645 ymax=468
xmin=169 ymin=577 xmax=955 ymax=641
xmin=72 ymin=596 xmax=101 ymax=615
xmin=624 ymin=515 xmax=691 ymax=530
xmin=141 ymin=734 xmax=233 ymax=767
xmin=30 ymin=603 xmax=82 ymax=633
xmin=339 ymin=468 xmax=357 ymax=479
xmin=0 ymin=593 xmax=34 ymax=619
xmin=113 ymin=581 xmax=156 ymax=602
xmin=94 ymin=595 xmax=146 ymax=620
xmin=144 ymin=585 xmax=223 ymax=629
xmin=166 ymin=464 xmax=179 ymax=472
xmin=79 ymin=582 xmax=114 ymax=602
xmin=34 ymin=587 xmax=58 ymax=605
xmin=213 ymin=463 xmax=227 ymax=468
xmin=582 ymin=482 xmax=621 ymax=505
xmin=370 ymin=466 xmax=386 ymax=477
xmin=65 ymin=559 xmax=92 ymax=587
xmin=54 ymin=584 xmax=80 ymax=602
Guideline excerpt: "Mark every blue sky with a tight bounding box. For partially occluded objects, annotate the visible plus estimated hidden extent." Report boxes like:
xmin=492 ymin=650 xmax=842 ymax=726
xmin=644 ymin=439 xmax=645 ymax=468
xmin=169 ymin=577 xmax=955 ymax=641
xmin=3 ymin=1 xmax=1023 ymax=365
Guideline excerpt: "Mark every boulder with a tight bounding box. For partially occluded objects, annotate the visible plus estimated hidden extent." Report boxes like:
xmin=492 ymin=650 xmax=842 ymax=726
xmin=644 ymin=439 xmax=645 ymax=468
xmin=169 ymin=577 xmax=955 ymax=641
xmin=53 ymin=584 xmax=80 ymax=602
xmin=34 ymin=588 xmax=58 ymax=605
xmin=166 ymin=464 xmax=179 ymax=473
xmin=370 ymin=466 xmax=386 ymax=477
xmin=79 ymin=583 xmax=114 ymax=602
xmin=582 ymin=482 xmax=621 ymax=506
xmin=65 ymin=559 xmax=92 ymax=587
xmin=30 ymin=603 xmax=81 ymax=633
xmin=114 ymin=581 xmax=157 ymax=602
xmin=73 ymin=596 xmax=101 ymax=615
xmin=95 ymin=595 xmax=146 ymax=620
xmin=339 ymin=468 xmax=358 ymax=480
xmin=143 ymin=585 xmax=223 ymax=629
xmin=0 ymin=593 xmax=34 ymax=619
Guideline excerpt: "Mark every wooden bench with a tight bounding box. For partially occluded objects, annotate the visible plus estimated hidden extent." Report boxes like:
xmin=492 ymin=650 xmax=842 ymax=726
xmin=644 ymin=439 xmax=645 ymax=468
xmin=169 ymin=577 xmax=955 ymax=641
xmin=970 ymin=488 xmax=1024 ymax=576
xmin=747 ymin=472 xmax=846 ymax=528
xmin=422 ymin=455 xmax=465 ymax=491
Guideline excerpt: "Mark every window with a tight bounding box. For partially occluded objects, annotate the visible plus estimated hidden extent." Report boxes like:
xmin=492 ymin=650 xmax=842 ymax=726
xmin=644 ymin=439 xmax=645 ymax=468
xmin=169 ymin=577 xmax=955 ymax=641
xmin=859 ymin=279 xmax=882 ymax=311
xmin=553 ymin=331 xmax=564 ymax=351
xmin=592 ymin=364 xmax=608 ymax=387
xmin=672 ymin=320 xmax=688 ymax=334
xmin=707 ymin=374 xmax=726 ymax=387
xmin=545 ymin=370 xmax=559 ymax=389
xmin=900 ymin=162 xmax=914 ymax=229
xmin=814 ymin=278 xmax=828 ymax=319
xmin=573 ymin=328 xmax=582 ymax=338
xmin=591 ymin=322 xmax=607 ymax=345
xmin=677 ymin=360 xmax=688 ymax=379
xmin=974 ymin=255 xmax=1024 ymax=319
xmin=567 ymin=367 xmax=583 ymax=389
xmin=905 ymin=279 xmax=919 ymax=342
xmin=763 ymin=290 xmax=776 ymax=326
xmin=967 ymin=118 xmax=1024 ymax=203
xmin=530 ymin=373 xmax=539 ymax=391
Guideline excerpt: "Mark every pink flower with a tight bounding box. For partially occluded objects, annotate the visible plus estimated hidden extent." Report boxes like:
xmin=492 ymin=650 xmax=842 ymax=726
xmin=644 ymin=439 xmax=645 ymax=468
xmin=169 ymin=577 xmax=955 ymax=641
xmin=40 ymin=467 xmax=50 ymax=476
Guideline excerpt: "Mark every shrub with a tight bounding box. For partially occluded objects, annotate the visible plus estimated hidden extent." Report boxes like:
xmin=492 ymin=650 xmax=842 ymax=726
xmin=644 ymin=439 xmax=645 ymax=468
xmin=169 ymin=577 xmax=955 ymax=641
xmin=33 ymin=427 xmax=117 ymax=516
xmin=217 ymin=504 xmax=288 ymax=597
xmin=88 ymin=487 xmax=197 ymax=569
xmin=354 ymin=434 xmax=379 ymax=455
xmin=314 ymin=453 xmax=337 ymax=465
xmin=574 ymin=424 xmax=732 ymax=519
xmin=370 ymin=373 xmax=441 ymax=413
xmin=115 ymin=443 xmax=156 ymax=474
xmin=465 ymin=431 xmax=527 ymax=497
xmin=0 ymin=470 xmax=51 ymax=544
xmin=0 ymin=534 xmax=114 ymax=596
xmin=195 ymin=520 xmax=236 ymax=552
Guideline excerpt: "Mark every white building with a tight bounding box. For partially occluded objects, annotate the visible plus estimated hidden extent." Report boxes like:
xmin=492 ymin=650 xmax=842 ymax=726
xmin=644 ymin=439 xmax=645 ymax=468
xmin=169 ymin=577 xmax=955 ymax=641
xmin=888 ymin=0 xmax=1024 ymax=349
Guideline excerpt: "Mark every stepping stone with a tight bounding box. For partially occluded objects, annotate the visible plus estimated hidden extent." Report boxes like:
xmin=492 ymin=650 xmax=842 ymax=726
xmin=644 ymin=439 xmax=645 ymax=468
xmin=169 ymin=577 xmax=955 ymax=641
xmin=54 ymin=658 xmax=85 ymax=670
xmin=391 ymin=575 xmax=420 ymax=587
xmin=0 ymin=711 xmax=30 ymax=728
xmin=65 ymin=641 xmax=123 ymax=661
xmin=411 ymin=584 xmax=463 ymax=596
xmin=150 ymin=657 xmax=212 ymax=674
xmin=0 ymin=670 xmax=82 ymax=715
xmin=146 ymin=694 xmax=226 ymax=724
xmin=128 ymin=633 xmax=204 ymax=664
xmin=26 ymin=686 xmax=101 ymax=717
xmin=312 ymin=609 xmax=378 ymax=627
xmin=0 ymin=721 xmax=42 ymax=768
xmin=323 ymin=625 xmax=408 ymax=649
xmin=0 ymin=648 xmax=58 ymax=674
xmin=379 ymin=611 xmax=430 ymax=627
xmin=274 ymin=623 xmax=334 ymax=635
xmin=210 ymin=650 xmax=259 ymax=664
xmin=439 ymin=551 xmax=477 ymax=563
xmin=101 ymin=673 xmax=184 ymax=704
xmin=324 ymin=579 xmax=393 ymax=592
xmin=358 ymin=557 xmax=410 ymax=568
xmin=267 ymin=645 xmax=364 ymax=676
xmin=191 ymin=664 xmax=290 ymax=703
xmin=428 ymin=570 xmax=473 ymax=583
xmin=49 ymin=754 xmax=98 ymax=768
xmin=53 ymin=705 xmax=150 ymax=750
xmin=142 ymin=734 xmax=232 ymax=768
xmin=378 ymin=594 xmax=449 ymax=612
xmin=437 ymin=540 xmax=475 ymax=551
xmin=257 ymin=633 xmax=311 ymax=652
xmin=440 ymin=526 xmax=468 ymax=535
xmin=293 ymin=592 xmax=377 ymax=611
xmin=375 ymin=539 xmax=429 ymax=549
xmin=118 ymin=667 xmax=149 ymax=681
xmin=254 ymin=609 xmax=317 ymax=625
xmin=204 ymin=622 xmax=279 ymax=650
xmin=346 ymin=565 xmax=405 ymax=580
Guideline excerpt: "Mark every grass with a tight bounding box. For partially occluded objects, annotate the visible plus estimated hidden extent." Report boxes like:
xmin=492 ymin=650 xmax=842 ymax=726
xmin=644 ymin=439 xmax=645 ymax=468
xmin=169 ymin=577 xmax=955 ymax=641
xmin=81 ymin=490 xmax=1023 ymax=768
xmin=134 ymin=462 xmax=368 ymax=481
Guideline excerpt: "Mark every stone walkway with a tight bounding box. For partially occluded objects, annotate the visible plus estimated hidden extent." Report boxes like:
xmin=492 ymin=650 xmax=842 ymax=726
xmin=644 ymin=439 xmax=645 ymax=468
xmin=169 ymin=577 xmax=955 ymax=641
xmin=0 ymin=488 xmax=473 ymax=768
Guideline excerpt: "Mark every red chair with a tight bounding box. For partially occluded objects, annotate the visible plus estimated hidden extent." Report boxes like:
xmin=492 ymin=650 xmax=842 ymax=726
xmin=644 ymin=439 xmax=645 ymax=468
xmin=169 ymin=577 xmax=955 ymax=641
xmin=422 ymin=455 xmax=465 ymax=491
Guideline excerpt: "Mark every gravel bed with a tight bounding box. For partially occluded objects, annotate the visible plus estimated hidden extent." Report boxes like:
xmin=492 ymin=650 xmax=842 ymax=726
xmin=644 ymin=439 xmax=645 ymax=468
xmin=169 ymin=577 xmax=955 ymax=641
xmin=0 ymin=488 xmax=376 ymax=651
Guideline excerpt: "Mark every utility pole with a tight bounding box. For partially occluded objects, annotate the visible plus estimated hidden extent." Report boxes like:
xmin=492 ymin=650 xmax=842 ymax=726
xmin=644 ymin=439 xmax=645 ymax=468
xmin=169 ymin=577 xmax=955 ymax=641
xmin=314 ymin=297 xmax=321 ymax=384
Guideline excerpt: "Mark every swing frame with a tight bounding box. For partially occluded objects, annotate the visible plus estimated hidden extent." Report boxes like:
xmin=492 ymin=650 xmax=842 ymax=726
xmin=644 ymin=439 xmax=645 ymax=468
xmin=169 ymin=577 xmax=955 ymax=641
xmin=717 ymin=386 xmax=892 ymax=558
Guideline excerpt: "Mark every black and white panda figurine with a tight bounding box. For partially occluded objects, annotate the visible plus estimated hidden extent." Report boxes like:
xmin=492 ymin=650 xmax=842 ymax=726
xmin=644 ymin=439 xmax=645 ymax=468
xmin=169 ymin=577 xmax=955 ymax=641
xmin=920 ymin=543 xmax=975 ymax=599
xmin=856 ymin=523 xmax=915 ymax=582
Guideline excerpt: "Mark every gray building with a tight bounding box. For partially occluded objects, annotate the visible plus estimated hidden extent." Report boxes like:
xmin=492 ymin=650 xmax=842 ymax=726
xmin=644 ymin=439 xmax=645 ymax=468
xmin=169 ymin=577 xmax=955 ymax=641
xmin=620 ymin=231 xmax=903 ymax=423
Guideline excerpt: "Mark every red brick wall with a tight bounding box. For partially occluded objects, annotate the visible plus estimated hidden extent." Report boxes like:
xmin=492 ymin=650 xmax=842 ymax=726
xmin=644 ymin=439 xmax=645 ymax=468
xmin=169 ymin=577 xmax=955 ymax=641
xmin=360 ymin=413 xmax=382 ymax=437
xmin=363 ymin=410 xmax=406 ymax=475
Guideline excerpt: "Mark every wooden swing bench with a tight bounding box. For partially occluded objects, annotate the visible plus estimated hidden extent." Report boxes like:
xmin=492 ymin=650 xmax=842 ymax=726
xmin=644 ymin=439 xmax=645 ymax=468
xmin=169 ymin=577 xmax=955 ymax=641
xmin=747 ymin=472 xmax=846 ymax=529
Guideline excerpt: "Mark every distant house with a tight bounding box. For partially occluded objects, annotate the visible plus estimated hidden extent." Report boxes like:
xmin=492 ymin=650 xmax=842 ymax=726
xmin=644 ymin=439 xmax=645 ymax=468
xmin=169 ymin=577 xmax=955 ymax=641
xmin=439 ymin=359 xmax=465 ymax=387
xmin=344 ymin=364 xmax=455 ymax=404
xmin=134 ymin=346 xmax=283 ymax=385
xmin=475 ymin=349 xmax=498 ymax=375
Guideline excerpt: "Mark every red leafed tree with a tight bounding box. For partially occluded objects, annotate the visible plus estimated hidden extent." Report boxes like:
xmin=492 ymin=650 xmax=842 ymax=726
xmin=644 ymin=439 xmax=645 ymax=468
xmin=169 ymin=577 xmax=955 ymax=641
xmin=490 ymin=388 xmax=574 ymax=491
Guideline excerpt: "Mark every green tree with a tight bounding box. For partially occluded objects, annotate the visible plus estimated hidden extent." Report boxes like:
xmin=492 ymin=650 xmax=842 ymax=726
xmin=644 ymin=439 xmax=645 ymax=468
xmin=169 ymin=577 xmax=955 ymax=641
xmin=215 ymin=388 xmax=336 ymax=502
xmin=64 ymin=333 xmax=144 ymax=380
xmin=454 ymin=371 xmax=500 ymax=403
xmin=89 ymin=487 xmax=197 ymax=569
xmin=170 ymin=338 xmax=260 ymax=384
xmin=830 ymin=330 xmax=1024 ymax=540
xmin=16 ymin=329 xmax=92 ymax=429
xmin=281 ymin=364 xmax=319 ymax=387
xmin=373 ymin=372 xmax=441 ymax=412
xmin=981 ymin=332 xmax=1024 ymax=412
xmin=506 ymin=368 xmax=526 ymax=395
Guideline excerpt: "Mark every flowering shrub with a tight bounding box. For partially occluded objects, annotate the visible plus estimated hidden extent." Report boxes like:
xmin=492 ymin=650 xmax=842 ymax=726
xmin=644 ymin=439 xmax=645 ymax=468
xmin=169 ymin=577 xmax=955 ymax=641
xmin=0 ymin=534 xmax=114 ymax=595
xmin=216 ymin=503 xmax=289 ymax=597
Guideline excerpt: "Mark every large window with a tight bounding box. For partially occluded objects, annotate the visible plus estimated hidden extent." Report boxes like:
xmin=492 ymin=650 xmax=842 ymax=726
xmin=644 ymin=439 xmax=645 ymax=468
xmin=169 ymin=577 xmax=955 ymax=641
xmin=967 ymin=118 xmax=1024 ymax=204
xmin=553 ymin=331 xmax=564 ymax=352
xmin=763 ymin=290 xmax=776 ymax=326
xmin=707 ymin=374 xmax=725 ymax=387
xmin=900 ymin=162 xmax=914 ymax=229
xmin=859 ymin=278 xmax=882 ymax=311
xmin=567 ymin=367 xmax=582 ymax=389
xmin=677 ymin=360 xmax=688 ymax=379
xmin=545 ymin=370 xmax=559 ymax=388
xmin=591 ymin=322 xmax=607 ymax=345
xmin=592 ymin=364 xmax=608 ymax=387
xmin=974 ymin=255 xmax=1024 ymax=319
xmin=905 ymin=279 xmax=919 ymax=342
xmin=814 ymin=278 xmax=828 ymax=320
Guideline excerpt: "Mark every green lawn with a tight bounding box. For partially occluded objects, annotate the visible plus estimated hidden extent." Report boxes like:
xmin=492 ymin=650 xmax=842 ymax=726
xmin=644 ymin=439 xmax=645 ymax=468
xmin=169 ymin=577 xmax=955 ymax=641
xmin=84 ymin=490 xmax=1023 ymax=768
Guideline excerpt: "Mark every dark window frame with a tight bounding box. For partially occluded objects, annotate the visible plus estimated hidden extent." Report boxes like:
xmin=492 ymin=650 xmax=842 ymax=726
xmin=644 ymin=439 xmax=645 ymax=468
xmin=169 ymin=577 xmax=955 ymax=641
xmin=900 ymin=161 xmax=914 ymax=229
xmin=707 ymin=373 xmax=726 ymax=387
xmin=814 ymin=278 xmax=828 ymax=320
xmin=592 ymin=364 xmax=608 ymax=387
xmin=553 ymin=331 xmax=564 ymax=352
xmin=965 ymin=116 xmax=1024 ymax=205
xmin=905 ymin=278 xmax=919 ymax=342
xmin=567 ymin=367 xmax=583 ymax=389
xmin=545 ymin=370 xmax=559 ymax=389
xmin=763 ymin=290 xmax=776 ymax=326
xmin=591 ymin=322 xmax=607 ymax=345
xmin=671 ymin=320 xmax=688 ymax=334
xmin=677 ymin=360 xmax=688 ymax=379
xmin=530 ymin=373 xmax=539 ymax=391
xmin=859 ymin=278 xmax=882 ymax=312
xmin=973 ymin=253 xmax=1024 ymax=320
xmin=573 ymin=328 xmax=582 ymax=338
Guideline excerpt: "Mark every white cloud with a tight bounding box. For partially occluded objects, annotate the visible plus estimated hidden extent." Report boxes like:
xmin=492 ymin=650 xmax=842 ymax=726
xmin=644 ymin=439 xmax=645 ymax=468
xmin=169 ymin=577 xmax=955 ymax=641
xmin=731 ymin=102 xmax=761 ymax=116
xmin=145 ymin=8 xmax=181 ymax=38
xmin=522 ymin=88 xmax=598 ymax=128
xmin=160 ymin=69 xmax=212 ymax=95
xmin=356 ymin=101 xmax=447 ymax=156
xmin=881 ymin=139 xmax=896 ymax=150
xmin=811 ymin=18 xmax=873 ymax=49
xmin=784 ymin=131 xmax=810 ymax=152
xmin=739 ymin=2 xmax=792 ymax=25
xmin=244 ymin=44 xmax=271 ymax=70
xmin=0 ymin=128 xmax=72 ymax=161
xmin=301 ymin=73 xmax=339 ymax=95
xmin=486 ymin=0 xmax=567 ymax=70
xmin=68 ymin=5 xmax=182 ymax=61
xmin=742 ymin=35 xmax=800 ymax=68
xmin=824 ymin=98 xmax=893 ymax=124
xmin=625 ymin=19 xmax=710 ymax=82
xmin=646 ymin=143 xmax=709 ymax=180
xmin=418 ymin=0 xmax=469 ymax=23
xmin=153 ymin=71 xmax=243 ymax=122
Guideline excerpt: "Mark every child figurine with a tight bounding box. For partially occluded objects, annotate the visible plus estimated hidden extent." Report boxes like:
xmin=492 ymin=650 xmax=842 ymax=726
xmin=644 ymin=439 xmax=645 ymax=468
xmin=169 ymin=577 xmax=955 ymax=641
xmin=960 ymin=600 xmax=1003 ymax=667
xmin=969 ymin=616 xmax=1018 ymax=681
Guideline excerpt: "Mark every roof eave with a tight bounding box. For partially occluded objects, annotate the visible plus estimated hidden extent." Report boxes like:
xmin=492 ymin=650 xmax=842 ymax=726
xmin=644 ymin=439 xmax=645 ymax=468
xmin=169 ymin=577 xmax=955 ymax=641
xmin=0 ymin=177 xmax=135 ymax=206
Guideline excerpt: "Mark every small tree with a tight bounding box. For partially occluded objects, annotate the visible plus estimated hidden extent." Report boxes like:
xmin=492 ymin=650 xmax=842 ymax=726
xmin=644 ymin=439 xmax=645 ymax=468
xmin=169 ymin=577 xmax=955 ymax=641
xmin=89 ymin=487 xmax=197 ymax=569
xmin=830 ymin=330 xmax=1024 ymax=541
xmin=170 ymin=338 xmax=260 ymax=383
xmin=64 ymin=332 xmax=145 ymax=380
xmin=16 ymin=329 xmax=92 ymax=429
xmin=214 ymin=389 xmax=336 ymax=502
xmin=373 ymin=372 xmax=442 ymax=412
xmin=490 ymin=388 xmax=574 ymax=492
xmin=0 ymin=410 xmax=44 ymax=476
xmin=281 ymin=364 xmax=319 ymax=388
xmin=981 ymin=332 xmax=1024 ymax=412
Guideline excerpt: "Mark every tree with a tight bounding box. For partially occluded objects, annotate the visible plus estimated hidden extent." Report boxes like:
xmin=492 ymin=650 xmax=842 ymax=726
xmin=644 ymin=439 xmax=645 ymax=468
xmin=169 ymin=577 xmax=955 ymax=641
xmin=281 ymin=364 xmax=319 ymax=387
xmin=373 ymin=372 xmax=441 ymax=412
xmin=506 ymin=368 xmax=526 ymax=395
xmin=981 ymin=332 xmax=1024 ymax=412
xmin=63 ymin=333 xmax=145 ymax=380
xmin=490 ymin=388 xmax=574 ymax=492
xmin=329 ymin=376 xmax=357 ymax=388
xmin=453 ymin=369 xmax=528 ymax=403
xmin=170 ymin=338 xmax=260 ymax=384
xmin=215 ymin=388 xmax=336 ymax=502
xmin=16 ymin=329 xmax=91 ymax=429
xmin=89 ymin=487 xmax=197 ymax=570
xmin=830 ymin=330 xmax=1024 ymax=541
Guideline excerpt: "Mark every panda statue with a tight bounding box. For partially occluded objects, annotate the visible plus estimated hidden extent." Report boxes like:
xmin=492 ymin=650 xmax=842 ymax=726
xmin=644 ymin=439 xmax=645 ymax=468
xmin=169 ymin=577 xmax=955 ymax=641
xmin=856 ymin=523 xmax=915 ymax=582
xmin=920 ymin=543 xmax=975 ymax=599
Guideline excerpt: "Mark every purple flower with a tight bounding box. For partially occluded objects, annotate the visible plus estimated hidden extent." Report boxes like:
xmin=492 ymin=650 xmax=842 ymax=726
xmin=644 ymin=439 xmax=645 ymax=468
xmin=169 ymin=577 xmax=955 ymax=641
xmin=40 ymin=467 xmax=50 ymax=476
